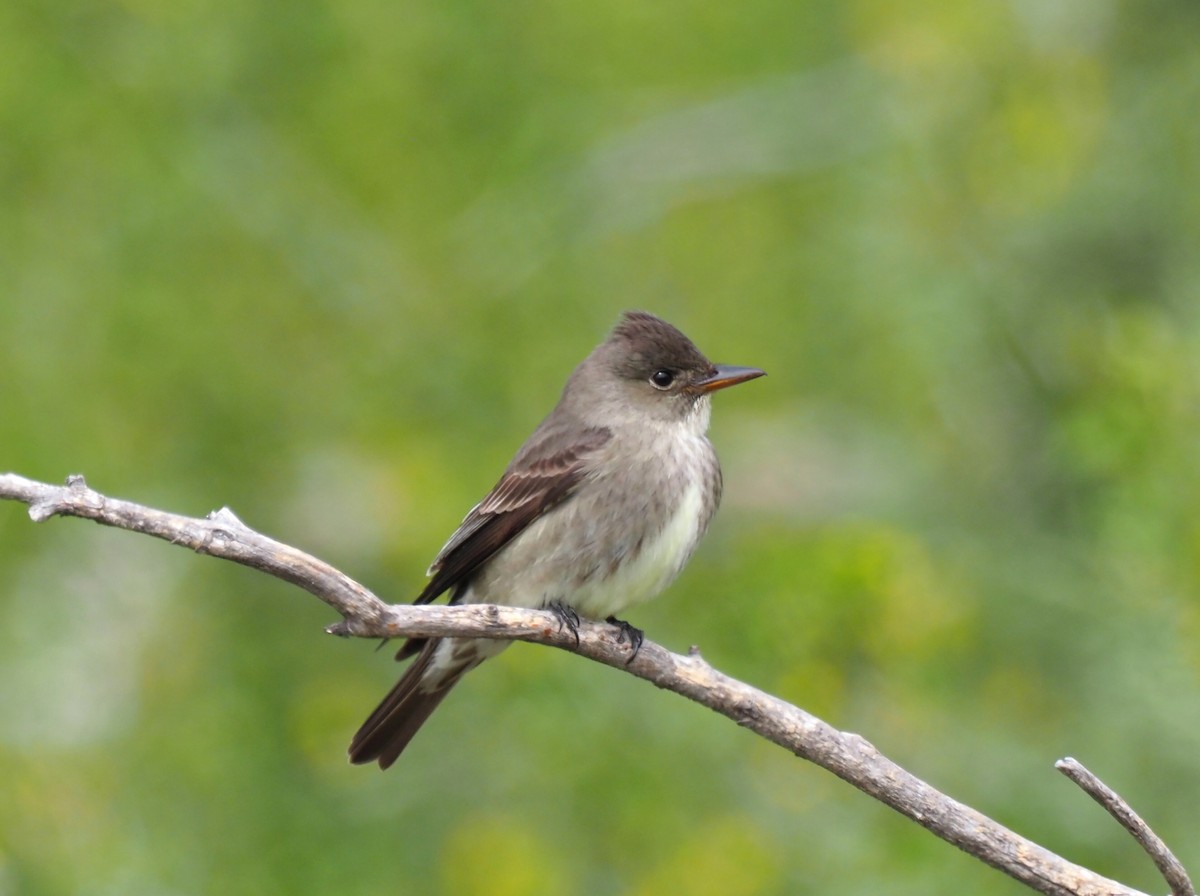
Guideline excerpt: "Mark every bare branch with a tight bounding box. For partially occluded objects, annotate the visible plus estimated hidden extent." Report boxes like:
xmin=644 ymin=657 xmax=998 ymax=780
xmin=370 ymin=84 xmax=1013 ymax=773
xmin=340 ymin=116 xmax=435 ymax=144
xmin=0 ymin=472 xmax=1161 ymax=896
xmin=3 ymin=472 xmax=390 ymax=626
xmin=1056 ymin=757 xmax=1195 ymax=896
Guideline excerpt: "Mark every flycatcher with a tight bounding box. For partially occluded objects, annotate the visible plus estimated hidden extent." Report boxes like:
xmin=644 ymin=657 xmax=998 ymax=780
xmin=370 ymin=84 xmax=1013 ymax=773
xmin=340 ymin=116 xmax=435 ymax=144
xmin=349 ymin=311 xmax=764 ymax=768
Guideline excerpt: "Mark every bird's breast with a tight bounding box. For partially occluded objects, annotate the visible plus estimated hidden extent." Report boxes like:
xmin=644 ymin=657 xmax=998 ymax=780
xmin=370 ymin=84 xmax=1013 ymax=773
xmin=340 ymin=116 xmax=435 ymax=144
xmin=563 ymin=433 xmax=718 ymax=619
xmin=465 ymin=431 xmax=720 ymax=619
xmin=572 ymin=474 xmax=706 ymax=617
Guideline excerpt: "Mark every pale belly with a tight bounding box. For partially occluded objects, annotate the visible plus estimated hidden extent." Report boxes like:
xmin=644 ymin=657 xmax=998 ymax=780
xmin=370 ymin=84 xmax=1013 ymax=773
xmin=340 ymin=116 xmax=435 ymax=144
xmin=565 ymin=476 xmax=705 ymax=618
xmin=462 ymin=440 xmax=717 ymax=621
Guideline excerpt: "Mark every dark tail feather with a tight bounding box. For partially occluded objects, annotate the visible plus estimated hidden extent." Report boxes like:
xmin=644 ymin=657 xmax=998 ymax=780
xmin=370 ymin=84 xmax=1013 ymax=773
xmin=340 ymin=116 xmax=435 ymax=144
xmin=348 ymin=638 xmax=467 ymax=769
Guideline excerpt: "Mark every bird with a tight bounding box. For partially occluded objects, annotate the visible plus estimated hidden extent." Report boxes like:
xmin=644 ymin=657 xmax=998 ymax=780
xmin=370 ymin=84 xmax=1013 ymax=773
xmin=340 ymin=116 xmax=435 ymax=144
xmin=349 ymin=311 xmax=764 ymax=768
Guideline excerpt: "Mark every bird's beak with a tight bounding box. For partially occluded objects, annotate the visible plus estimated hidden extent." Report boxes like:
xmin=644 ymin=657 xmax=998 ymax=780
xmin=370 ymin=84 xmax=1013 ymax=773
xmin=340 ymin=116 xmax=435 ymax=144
xmin=694 ymin=364 xmax=766 ymax=393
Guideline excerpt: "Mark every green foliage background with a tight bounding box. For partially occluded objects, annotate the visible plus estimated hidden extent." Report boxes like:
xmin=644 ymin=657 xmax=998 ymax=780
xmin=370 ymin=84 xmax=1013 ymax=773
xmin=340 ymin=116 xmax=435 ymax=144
xmin=3 ymin=1 xmax=1199 ymax=893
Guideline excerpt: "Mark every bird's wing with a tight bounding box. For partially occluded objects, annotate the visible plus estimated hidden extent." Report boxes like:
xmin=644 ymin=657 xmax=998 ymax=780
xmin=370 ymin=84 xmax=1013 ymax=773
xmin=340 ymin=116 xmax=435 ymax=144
xmin=413 ymin=423 xmax=612 ymax=605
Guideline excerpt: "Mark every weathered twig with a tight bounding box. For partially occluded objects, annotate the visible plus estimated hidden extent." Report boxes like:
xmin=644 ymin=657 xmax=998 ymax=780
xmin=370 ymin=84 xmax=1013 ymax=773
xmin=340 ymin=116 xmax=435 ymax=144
xmin=1056 ymin=757 xmax=1195 ymax=896
xmin=0 ymin=472 xmax=1169 ymax=896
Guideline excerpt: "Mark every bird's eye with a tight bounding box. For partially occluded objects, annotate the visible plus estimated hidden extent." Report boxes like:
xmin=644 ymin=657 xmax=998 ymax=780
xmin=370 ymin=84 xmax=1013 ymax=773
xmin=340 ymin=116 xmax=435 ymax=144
xmin=650 ymin=369 xmax=676 ymax=389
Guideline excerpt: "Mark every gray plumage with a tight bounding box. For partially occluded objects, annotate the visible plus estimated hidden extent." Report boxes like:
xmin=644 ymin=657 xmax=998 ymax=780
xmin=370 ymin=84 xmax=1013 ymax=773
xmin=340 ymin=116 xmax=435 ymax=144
xmin=349 ymin=311 xmax=763 ymax=769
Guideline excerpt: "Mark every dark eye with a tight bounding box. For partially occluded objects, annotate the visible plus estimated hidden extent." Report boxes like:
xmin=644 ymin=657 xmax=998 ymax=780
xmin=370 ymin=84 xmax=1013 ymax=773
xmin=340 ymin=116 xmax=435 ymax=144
xmin=650 ymin=369 xmax=676 ymax=389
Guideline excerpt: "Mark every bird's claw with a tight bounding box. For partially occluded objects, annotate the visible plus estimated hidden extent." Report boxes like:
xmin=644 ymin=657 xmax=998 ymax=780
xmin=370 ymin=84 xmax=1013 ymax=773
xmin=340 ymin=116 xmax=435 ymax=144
xmin=548 ymin=600 xmax=581 ymax=646
xmin=606 ymin=616 xmax=644 ymax=664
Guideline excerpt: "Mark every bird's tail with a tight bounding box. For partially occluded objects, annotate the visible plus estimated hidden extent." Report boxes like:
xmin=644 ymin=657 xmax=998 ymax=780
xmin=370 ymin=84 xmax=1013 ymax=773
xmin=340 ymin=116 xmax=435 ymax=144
xmin=348 ymin=638 xmax=483 ymax=769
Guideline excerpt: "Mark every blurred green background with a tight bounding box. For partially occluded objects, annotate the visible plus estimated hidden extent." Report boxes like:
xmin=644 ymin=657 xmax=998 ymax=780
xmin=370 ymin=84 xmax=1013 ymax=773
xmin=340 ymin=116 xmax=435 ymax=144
xmin=3 ymin=0 xmax=1199 ymax=893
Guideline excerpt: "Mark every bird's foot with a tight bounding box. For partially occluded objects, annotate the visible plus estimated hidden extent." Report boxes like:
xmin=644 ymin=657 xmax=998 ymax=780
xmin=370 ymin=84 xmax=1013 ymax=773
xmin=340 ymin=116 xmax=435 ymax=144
xmin=548 ymin=600 xmax=581 ymax=646
xmin=606 ymin=616 xmax=644 ymax=664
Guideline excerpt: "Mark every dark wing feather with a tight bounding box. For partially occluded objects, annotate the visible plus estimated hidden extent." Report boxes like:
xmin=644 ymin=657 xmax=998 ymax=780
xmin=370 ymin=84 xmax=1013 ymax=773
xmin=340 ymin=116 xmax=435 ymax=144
xmin=415 ymin=423 xmax=612 ymax=605
xmin=355 ymin=422 xmax=614 ymax=763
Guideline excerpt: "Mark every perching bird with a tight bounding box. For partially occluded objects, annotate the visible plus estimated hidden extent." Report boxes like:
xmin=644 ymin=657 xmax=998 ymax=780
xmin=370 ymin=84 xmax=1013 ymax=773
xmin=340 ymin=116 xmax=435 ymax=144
xmin=349 ymin=311 xmax=764 ymax=768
